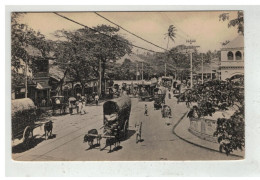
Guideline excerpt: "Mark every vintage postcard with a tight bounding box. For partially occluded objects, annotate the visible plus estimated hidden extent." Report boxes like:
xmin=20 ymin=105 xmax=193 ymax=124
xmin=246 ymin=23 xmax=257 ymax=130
xmin=11 ymin=11 xmax=244 ymax=161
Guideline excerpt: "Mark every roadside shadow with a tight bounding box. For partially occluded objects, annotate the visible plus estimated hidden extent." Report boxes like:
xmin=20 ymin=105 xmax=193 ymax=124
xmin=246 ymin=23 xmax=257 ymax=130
xmin=46 ymin=134 xmax=56 ymax=140
xmin=52 ymin=112 xmax=68 ymax=117
xmin=12 ymin=137 xmax=45 ymax=154
xmin=107 ymin=146 xmax=123 ymax=153
xmin=85 ymin=144 xmax=101 ymax=151
xmin=123 ymin=130 xmax=136 ymax=141
xmin=138 ymin=139 xmax=144 ymax=143
xmin=113 ymin=145 xmax=122 ymax=151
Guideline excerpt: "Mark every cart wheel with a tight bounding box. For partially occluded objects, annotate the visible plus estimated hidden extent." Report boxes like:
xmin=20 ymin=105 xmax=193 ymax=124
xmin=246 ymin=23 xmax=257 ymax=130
xmin=23 ymin=126 xmax=33 ymax=147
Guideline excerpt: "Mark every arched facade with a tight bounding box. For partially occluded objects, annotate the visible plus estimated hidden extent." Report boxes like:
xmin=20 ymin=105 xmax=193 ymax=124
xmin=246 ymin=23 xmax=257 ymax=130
xmin=220 ymin=35 xmax=244 ymax=80
xmin=74 ymin=84 xmax=82 ymax=95
xmin=235 ymin=51 xmax=242 ymax=60
xmin=227 ymin=51 xmax=234 ymax=60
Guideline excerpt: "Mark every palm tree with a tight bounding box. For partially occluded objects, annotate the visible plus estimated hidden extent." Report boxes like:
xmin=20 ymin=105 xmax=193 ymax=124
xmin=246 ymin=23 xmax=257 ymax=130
xmin=164 ymin=25 xmax=177 ymax=77
xmin=164 ymin=25 xmax=177 ymax=50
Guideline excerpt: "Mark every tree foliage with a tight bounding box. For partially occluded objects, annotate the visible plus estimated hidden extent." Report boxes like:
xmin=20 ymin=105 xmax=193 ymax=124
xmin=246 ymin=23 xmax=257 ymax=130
xmin=11 ymin=12 xmax=51 ymax=90
xmin=214 ymin=104 xmax=245 ymax=155
xmin=164 ymin=25 xmax=177 ymax=49
xmin=219 ymin=11 xmax=244 ymax=35
xmin=53 ymin=25 xmax=132 ymax=95
xmin=184 ymin=77 xmax=244 ymax=155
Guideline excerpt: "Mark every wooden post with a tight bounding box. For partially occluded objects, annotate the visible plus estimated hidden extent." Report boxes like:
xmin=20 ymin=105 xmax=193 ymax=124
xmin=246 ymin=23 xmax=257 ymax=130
xmin=136 ymin=63 xmax=138 ymax=81
xmin=99 ymin=59 xmax=102 ymax=96
xmin=190 ymin=51 xmax=193 ymax=88
xmin=164 ymin=63 xmax=166 ymax=77
xmin=25 ymin=60 xmax=28 ymax=98
xmin=142 ymin=62 xmax=144 ymax=80
xmin=202 ymin=54 xmax=204 ymax=84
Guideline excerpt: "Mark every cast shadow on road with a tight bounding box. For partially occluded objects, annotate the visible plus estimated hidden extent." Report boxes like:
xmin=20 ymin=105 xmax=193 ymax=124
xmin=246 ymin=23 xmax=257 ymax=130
xmin=46 ymin=134 xmax=57 ymax=140
xmin=12 ymin=137 xmax=45 ymax=154
xmin=12 ymin=134 xmax=57 ymax=154
xmin=84 ymin=130 xmax=136 ymax=153
xmin=107 ymin=145 xmax=123 ymax=153
xmin=124 ymin=130 xmax=136 ymax=141
xmin=85 ymin=144 xmax=101 ymax=151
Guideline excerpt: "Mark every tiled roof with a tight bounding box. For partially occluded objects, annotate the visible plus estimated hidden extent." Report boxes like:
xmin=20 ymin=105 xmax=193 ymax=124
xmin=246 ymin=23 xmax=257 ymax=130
xmin=222 ymin=35 xmax=244 ymax=49
xmin=116 ymin=53 xmax=145 ymax=64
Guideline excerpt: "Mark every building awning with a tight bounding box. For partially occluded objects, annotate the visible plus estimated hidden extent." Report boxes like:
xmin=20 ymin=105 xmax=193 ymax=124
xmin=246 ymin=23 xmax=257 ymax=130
xmin=36 ymin=82 xmax=51 ymax=90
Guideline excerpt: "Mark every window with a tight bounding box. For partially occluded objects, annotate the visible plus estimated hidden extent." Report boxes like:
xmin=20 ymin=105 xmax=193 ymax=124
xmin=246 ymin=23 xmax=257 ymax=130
xmin=227 ymin=51 xmax=234 ymax=60
xmin=235 ymin=51 xmax=242 ymax=60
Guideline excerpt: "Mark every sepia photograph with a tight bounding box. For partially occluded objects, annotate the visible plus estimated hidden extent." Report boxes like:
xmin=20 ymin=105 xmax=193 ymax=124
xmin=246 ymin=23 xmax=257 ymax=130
xmin=10 ymin=10 xmax=245 ymax=161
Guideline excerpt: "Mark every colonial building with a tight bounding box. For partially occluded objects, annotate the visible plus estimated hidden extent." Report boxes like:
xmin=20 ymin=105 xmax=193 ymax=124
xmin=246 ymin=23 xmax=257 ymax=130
xmin=195 ymin=57 xmax=221 ymax=81
xmin=220 ymin=35 xmax=244 ymax=80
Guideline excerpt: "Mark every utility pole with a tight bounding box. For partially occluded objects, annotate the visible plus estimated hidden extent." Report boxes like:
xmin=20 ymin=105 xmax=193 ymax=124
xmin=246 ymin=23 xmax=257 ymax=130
xmin=142 ymin=62 xmax=144 ymax=80
xmin=136 ymin=63 xmax=138 ymax=81
xmin=186 ymin=39 xmax=199 ymax=89
xmin=164 ymin=63 xmax=166 ymax=77
xmin=210 ymin=64 xmax=212 ymax=80
xmin=190 ymin=52 xmax=193 ymax=88
xmin=24 ymin=59 xmax=28 ymax=98
xmin=202 ymin=53 xmax=204 ymax=84
xmin=99 ymin=59 xmax=102 ymax=96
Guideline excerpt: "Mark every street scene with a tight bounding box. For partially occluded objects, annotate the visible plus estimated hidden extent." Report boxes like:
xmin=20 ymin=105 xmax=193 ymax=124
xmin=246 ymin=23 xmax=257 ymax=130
xmin=11 ymin=11 xmax=244 ymax=161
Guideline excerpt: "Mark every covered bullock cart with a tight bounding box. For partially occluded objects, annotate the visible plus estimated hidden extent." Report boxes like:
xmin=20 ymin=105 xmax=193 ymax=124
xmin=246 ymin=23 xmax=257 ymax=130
xmin=84 ymin=95 xmax=132 ymax=151
xmin=103 ymin=95 xmax=131 ymax=139
xmin=12 ymin=98 xmax=40 ymax=147
xmin=51 ymin=96 xmax=67 ymax=115
xmin=153 ymin=88 xmax=166 ymax=110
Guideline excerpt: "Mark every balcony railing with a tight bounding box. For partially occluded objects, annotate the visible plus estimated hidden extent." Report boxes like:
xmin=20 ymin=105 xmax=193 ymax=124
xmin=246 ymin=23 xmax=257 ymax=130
xmin=220 ymin=61 xmax=244 ymax=67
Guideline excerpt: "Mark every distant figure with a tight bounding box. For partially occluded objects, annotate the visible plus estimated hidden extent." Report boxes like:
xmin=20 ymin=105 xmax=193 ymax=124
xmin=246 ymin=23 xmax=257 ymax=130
xmin=55 ymin=98 xmax=60 ymax=104
xmin=78 ymin=100 xmax=83 ymax=114
xmin=69 ymin=101 xmax=73 ymax=115
xmin=76 ymin=93 xmax=81 ymax=100
xmin=144 ymin=104 xmax=148 ymax=116
xmin=49 ymin=98 xmax=52 ymax=106
xmin=135 ymin=122 xmax=142 ymax=143
xmin=76 ymin=100 xmax=79 ymax=113
xmin=41 ymin=98 xmax=46 ymax=107
xmin=81 ymin=101 xmax=87 ymax=115
xmin=95 ymin=94 xmax=99 ymax=106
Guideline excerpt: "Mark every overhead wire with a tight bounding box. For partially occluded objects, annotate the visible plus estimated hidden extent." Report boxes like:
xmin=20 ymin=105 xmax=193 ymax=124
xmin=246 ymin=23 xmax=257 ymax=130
xmin=53 ymin=12 xmax=165 ymax=54
xmin=94 ymin=12 xmax=168 ymax=52
xmin=159 ymin=12 xmax=192 ymax=40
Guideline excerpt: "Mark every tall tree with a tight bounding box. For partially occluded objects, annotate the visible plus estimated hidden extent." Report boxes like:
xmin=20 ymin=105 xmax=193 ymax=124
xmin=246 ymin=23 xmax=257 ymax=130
xmin=11 ymin=13 xmax=51 ymax=90
xmin=164 ymin=25 xmax=177 ymax=50
xmin=87 ymin=25 xmax=132 ymax=95
xmin=53 ymin=28 xmax=96 ymax=94
xmin=53 ymin=25 xmax=132 ymax=96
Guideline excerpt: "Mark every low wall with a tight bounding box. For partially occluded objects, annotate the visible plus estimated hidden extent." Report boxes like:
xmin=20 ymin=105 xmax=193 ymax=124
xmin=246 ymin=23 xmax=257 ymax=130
xmin=189 ymin=117 xmax=218 ymax=143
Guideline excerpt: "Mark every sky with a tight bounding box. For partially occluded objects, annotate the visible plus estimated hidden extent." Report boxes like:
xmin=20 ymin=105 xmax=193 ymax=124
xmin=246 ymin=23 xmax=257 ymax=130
xmin=17 ymin=11 xmax=240 ymax=53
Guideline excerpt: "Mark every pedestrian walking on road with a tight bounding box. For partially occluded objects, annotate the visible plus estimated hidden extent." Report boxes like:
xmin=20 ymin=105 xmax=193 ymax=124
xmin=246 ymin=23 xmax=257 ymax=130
xmin=78 ymin=100 xmax=83 ymax=114
xmin=95 ymin=94 xmax=99 ymax=106
xmin=81 ymin=101 xmax=87 ymax=115
xmin=144 ymin=104 xmax=148 ymax=116
xmin=135 ymin=121 xmax=143 ymax=143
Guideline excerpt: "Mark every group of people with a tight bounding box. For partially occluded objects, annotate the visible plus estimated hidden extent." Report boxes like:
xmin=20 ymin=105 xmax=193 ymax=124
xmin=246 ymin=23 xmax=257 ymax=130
xmin=68 ymin=93 xmax=100 ymax=115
